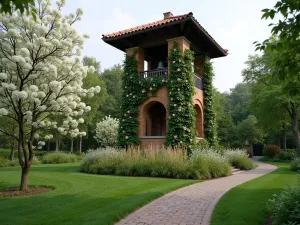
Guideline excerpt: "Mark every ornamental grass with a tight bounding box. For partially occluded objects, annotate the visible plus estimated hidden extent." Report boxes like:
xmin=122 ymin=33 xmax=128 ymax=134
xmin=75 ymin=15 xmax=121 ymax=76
xmin=80 ymin=147 xmax=231 ymax=179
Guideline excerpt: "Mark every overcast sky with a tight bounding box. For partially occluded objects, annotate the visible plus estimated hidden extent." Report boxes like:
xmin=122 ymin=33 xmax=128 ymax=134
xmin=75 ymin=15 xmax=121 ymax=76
xmin=61 ymin=0 xmax=277 ymax=93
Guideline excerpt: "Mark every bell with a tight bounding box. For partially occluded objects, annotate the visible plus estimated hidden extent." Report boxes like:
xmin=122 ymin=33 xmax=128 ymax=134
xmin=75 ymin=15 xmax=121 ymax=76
xmin=157 ymin=60 xmax=164 ymax=69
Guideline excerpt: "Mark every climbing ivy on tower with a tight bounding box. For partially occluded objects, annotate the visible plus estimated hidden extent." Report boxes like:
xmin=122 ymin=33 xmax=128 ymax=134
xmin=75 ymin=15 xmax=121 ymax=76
xmin=203 ymin=58 xmax=218 ymax=146
xmin=165 ymin=42 xmax=196 ymax=149
xmin=118 ymin=53 xmax=167 ymax=147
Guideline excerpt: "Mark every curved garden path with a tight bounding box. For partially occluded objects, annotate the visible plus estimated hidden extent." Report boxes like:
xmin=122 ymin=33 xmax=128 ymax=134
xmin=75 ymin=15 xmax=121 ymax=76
xmin=115 ymin=159 xmax=277 ymax=225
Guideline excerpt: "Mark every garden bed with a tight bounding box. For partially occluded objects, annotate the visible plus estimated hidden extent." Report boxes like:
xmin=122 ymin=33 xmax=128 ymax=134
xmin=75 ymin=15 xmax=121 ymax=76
xmin=0 ymin=186 xmax=52 ymax=197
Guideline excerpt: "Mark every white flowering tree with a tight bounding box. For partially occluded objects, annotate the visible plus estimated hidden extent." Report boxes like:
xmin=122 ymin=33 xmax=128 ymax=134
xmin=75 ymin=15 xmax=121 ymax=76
xmin=0 ymin=0 xmax=100 ymax=190
xmin=95 ymin=116 xmax=119 ymax=147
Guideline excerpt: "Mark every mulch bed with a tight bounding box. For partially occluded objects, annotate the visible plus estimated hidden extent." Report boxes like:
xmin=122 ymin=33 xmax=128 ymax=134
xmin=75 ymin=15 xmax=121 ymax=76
xmin=0 ymin=186 xmax=52 ymax=197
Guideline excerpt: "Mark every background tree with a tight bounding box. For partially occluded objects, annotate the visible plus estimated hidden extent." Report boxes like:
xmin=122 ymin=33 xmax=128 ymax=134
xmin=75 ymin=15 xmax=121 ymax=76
xmin=81 ymin=56 xmax=106 ymax=151
xmin=101 ymin=64 xmax=123 ymax=118
xmin=243 ymin=54 xmax=290 ymax=150
xmin=0 ymin=0 xmax=100 ymax=190
xmin=237 ymin=115 xmax=264 ymax=155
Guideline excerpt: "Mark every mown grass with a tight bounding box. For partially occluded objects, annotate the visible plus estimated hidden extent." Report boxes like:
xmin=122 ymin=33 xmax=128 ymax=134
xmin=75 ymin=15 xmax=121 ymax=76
xmin=0 ymin=163 xmax=197 ymax=225
xmin=211 ymin=162 xmax=299 ymax=225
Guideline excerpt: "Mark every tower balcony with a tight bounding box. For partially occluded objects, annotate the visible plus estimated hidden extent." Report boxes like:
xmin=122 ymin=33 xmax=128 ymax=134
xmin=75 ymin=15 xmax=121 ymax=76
xmin=139 ymin=68 xmax=203 ymax=91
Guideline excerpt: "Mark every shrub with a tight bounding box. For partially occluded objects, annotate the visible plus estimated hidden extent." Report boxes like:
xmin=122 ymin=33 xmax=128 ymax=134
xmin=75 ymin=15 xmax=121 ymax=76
xmin=224 ymin=149 xmax=254 ymax=170
xmin=80 ymin=147 xmax=231 ymax=179
xmin=41 ymin=152 xmax=77 ymax=164
xmin=263 ymin=144 xmax=280 ymax=158
xmin=278 ymin=150 xmax=296 ymax=161
xmin=197 ymin=139 xmax=210 ymax=149
xmin=267 ymin=178 xmax=300 ymax=225
xmin=0 ymin=157 xmax=10 ymax=167
xmin=94 ymin=116 xmax=119 ymax=147
xmin=291 ymin=158 xmax=300 ymax=172
xmin=190 ymin=149 xmax=231 ymax=179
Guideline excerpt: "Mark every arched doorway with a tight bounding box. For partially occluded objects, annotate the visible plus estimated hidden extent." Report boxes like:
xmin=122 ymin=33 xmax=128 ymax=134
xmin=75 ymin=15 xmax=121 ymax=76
xmin=146 ymin=102 xmax=166 ymax=136
xmin=194 ymin=104 xmax=203 ymax=138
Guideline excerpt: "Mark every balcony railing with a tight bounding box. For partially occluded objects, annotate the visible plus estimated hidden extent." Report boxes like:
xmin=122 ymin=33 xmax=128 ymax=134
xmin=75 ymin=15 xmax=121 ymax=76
xmin=194 ymin=74 xmax=203 ymax=90
xmin=140 ymin=68 xmax=168 ymax=79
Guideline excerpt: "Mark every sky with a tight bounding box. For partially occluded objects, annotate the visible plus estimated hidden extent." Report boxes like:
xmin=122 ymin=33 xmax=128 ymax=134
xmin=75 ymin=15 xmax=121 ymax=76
xmin=61 ymin=0 xmax=277 ymax=93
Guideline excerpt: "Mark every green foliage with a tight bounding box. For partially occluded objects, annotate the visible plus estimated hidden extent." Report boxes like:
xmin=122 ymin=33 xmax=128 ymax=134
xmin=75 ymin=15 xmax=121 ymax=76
xmin=267 ymin=177 xmax=300 ymax=225
xmin=255 ymin=0 xmax=300 ymax=80
xmin=237 ymin=115 xmax=264 ymax=145
xmin=291 ymin=158 xmax=300 ymax=172
xmin=101 ymin=65 xmax=123 ymax=118
xmin=224 ymin=149 xmax=254 ymax=170
xmin=0 ymin=0 xmax=37 ymax=19
xmin=165 ymin=43 xmax=196 ymax=149
xmin=41 ymin=152 xmax=77 ymax=164
xmin=81 ymin=147 xmax=231 ymax=179
xmin=203 ymin=58 xmax=218 ymax=146
xmin=263 ymin=144 xmax=280 ymax=158
xmin=0 ymin=157 xmax=10 ymax=167
xmin=118 ymin=54 xmax=167 ymax=147
xmin=197 ymin=139 xmax=210 ymax=149
xmin=278 ymin=150 xmax=296 ymax=161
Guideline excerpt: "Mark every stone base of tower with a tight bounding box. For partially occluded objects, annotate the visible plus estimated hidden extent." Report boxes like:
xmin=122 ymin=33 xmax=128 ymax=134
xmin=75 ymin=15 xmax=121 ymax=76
xmin=140 ymin=137 xmax=165 ymax=149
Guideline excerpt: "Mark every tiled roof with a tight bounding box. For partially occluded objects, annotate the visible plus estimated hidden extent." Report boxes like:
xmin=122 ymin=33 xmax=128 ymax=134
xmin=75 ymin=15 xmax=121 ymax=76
xmin=102 ymin=12 xmax=228 ymax=55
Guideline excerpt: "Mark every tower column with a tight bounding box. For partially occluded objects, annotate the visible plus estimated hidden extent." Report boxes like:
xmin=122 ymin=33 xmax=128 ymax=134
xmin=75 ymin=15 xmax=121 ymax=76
xmin=167 ymin=37 xmax=190 ymax=75
xmin=125 ymin=47 xmax=144 ymax=75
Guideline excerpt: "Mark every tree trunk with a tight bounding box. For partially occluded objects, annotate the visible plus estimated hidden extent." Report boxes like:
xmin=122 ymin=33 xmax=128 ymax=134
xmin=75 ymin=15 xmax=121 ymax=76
xmin=20 ymin=166 xmax=30 ymax=190
xmin=70 ymin=139 xmax=73 ymax=153
xmin=55 ymin=140 xmax=60 ymax=152
xmin=79 ymin=136 xmax=82 ymax=153
xmin=282 ymin=127 xmax=287 ymax=151
xmin=250 ymin=142 xmax=254 ymax=157
xmin=291 ymin=106 xmax=300 ymax=157
xmin=9 ymin=142 xmax=15 ymax=161
xmin=47 ymin=140 xmax=50 ymax=152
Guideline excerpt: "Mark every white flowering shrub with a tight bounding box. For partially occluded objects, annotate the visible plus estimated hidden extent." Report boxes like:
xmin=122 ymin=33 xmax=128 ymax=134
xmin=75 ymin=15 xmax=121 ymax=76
xmin=94 ymin=116 xmax=119 ymax=147
xmin=0 ymin=0 xmax=100 ymax=189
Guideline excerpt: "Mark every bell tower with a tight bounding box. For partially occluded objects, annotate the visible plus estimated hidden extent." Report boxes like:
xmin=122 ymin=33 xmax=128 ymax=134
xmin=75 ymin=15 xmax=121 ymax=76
xmin=103 ymin=12 xmax=228 ymax=148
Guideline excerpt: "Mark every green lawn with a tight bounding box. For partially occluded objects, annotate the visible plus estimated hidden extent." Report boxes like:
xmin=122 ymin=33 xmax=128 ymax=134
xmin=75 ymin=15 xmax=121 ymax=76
xmin=0 ymin=163 xmax=197 ymax=225
xmin=211 ymin=162 xmax=299 ymax=225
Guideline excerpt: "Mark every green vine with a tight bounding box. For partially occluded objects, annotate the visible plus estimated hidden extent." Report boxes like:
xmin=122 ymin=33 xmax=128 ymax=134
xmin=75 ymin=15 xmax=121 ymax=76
xmin=118 ymin=53 xmax=167 ymax=147
xmin=203 ymin=57 xmax=218 ymax=146
xmin=165 ymin=42 xmax=196 ymax=150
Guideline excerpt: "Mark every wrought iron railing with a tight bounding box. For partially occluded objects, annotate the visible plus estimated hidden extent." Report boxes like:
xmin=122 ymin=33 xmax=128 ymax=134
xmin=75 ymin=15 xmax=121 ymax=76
xmin=140 ymin=68 xmax=168 ymax=79
xmin=194 ymin=74 xmax=203 ymax=90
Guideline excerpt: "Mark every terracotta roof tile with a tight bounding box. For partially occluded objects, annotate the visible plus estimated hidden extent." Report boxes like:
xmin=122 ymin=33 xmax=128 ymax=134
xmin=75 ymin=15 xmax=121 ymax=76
xmin=102 ymin=12 xmax=228 ymax=55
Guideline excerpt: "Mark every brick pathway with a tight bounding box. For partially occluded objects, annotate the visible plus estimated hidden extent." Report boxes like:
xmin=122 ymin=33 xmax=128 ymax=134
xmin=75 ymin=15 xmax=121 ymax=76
xmin=115 ymin=159 xmax=277 ymax=225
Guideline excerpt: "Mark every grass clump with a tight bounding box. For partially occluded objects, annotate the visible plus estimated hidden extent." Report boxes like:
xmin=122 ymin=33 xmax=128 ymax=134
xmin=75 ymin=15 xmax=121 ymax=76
xmin=291 ymin=158 xmax=300 ymax=172
xmin=41 ymin=152 xmax=77 ymax=164
xmin=224 ymin=149 xmax=254 ymax=170
xmin=190 ymin=149 xmax=231 ymax=179
xmin=81 ymin=147 xmax=231 ymax=179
